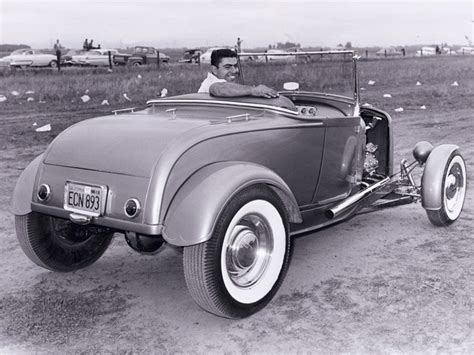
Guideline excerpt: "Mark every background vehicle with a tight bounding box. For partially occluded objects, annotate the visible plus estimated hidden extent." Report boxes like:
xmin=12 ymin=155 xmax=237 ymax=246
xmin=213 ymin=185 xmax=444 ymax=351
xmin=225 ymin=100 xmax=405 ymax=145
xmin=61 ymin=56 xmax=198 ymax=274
xmin=11 ymin=51 xmax=467 ymax=319
xmin=62 ymin=49 xmax=87 ymax=66
xmin=71 ymin=49 xmax=119 ymax=66
xmin=178 ymin=48 xmax=202 ymax=63
xmin=113 ymin=46 xmax=170 ymax=66
xmin=376 ymin=47 xmax=403 ymax=56
xmin=0 ymin=48 xmax=58 ymax=69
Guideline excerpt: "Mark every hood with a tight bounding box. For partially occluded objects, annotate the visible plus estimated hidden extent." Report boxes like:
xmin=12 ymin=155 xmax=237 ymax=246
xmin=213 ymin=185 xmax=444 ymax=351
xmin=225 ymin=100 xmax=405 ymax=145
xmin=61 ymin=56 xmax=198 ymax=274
xmin=44 ymin=113 xmax=208 ymax=177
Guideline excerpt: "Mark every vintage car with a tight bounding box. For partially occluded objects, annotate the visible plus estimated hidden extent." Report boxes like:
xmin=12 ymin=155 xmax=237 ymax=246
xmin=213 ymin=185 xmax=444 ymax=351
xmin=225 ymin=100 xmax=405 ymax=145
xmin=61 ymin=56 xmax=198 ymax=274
xmin=62 ymin=49 xmax=87 ymax=66
xmin=178 ymin=49 xmax=203 ymax=63
xmin=11 ymin=51 xmax=467 ymax=319
xmin=376 ymin=47 xmax=403 ymax=57
xmin=0 ymin=48 xmax=58 ymax=69
xmin=70 ymin=49 xmax=119 ymax=66
xmin=113 ymin=46 xmax=170 ymax=67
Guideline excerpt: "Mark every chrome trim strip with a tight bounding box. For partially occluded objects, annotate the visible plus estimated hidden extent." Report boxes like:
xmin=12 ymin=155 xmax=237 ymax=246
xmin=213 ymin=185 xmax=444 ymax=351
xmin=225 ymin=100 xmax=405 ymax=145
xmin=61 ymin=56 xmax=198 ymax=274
xmin=237 ymin=50 xmax=355 ymax=57
xmin=146 ymin=98 xmax=298 ymax=116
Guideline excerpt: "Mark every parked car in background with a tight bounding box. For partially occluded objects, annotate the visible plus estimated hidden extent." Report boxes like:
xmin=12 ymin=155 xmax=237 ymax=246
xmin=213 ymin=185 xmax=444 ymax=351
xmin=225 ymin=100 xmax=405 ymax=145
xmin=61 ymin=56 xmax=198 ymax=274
xmin=11 ymin=50 xmax=467 ymax=319
xmin=178 ymin=49 xmax=202 ymax=63
xmin=415 ymin=47 xmax=437 ymax=56
xmin=456 ymin=46 xmax=474 ymax=55
xmin=71 ymin=49 xmax=119 ymax=66
xmin=376 ymin=47 xmax=403 ymax=57
xmin=62 ymin=49 xmax=87 ymax=66
xmin=0 ymin=48 xmax=58 ymax=69
xmin=113 ymin=46 xmax=170 ymax=67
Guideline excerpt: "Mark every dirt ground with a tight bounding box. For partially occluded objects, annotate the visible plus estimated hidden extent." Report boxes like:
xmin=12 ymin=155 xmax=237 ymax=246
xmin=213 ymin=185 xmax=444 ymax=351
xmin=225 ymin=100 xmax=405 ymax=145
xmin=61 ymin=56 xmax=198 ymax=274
xmin=0 ymin=88 xmax=473 ymax=353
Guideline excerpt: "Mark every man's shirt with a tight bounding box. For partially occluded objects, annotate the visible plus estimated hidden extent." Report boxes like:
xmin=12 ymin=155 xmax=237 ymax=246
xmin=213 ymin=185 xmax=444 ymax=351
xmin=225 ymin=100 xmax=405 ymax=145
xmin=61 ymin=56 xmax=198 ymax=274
xmin=198 ymin=72 xmax=226 ymax=93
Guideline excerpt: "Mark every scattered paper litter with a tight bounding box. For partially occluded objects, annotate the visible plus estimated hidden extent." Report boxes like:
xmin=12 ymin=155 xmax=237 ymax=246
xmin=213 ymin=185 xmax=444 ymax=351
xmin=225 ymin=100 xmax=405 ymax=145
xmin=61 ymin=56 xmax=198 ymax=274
xmin=101 ymin=99 xmax=109 ymax=106
xmin=107 ymin=68 xmax=113 ymax=73
xmin=383 ymin=94 xmax=392 ymax=98
xmin=33 ymin=122 xmax=38 ymax=126
xmin=137 ymin=74 xmax=142 ymax=79
xmin=416 ymin=81 xmax=422 ymax=86
xmin=25 ymin=90 xmax=35 ymax=94
xmin=123 ymin=93 xmax=132 ymax=102
xmin=451 ymin=81 xmax=459 ymax=87
xmin=160 ymin=88 xmax=168 ymax=98
xmin=0 ymin=95 xmax=6 ymax=102
xmin=27 ymin=97 xmax=35 ymax=102
xmin=36 ymin=124 xmax=51 ymax=132
xmin=368 ymin=80 xmax=376 ymax=86
xmin=81 ymin=95 xmax=90 ymax=103
xmin=39 ymin=100 xmax=46 ymax=104
xmin=420 ymin=105 xmax=427 ymax=110
xmin=360 ymin=87 xmax=366 ymax=91
xmin=11 ymin=91 xmax=19 ymax=96
xmin=394 ymin=107 xmax=404 ymax=112
xmin=85 ymin=89 xmax=89 ymax=94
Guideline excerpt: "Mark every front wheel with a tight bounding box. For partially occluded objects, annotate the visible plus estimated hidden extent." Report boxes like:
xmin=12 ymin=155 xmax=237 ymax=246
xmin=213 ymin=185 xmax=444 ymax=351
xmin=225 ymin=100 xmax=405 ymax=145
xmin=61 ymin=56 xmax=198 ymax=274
xmin=183 ymin=185 xmax=292 ymax=318
xmin=15 ymin=212 xmax=114 ymax=272
xmin=424 ymin=152 xmax=467 ymax=226
xmin=49 ymin=60 xmax=58 ymax=69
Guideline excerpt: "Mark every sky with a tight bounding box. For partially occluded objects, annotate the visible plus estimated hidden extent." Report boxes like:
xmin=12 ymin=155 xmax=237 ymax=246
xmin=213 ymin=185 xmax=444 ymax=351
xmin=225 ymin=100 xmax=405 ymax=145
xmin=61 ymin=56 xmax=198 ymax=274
xmin=0 ymin=0 xmax=473 ymax=49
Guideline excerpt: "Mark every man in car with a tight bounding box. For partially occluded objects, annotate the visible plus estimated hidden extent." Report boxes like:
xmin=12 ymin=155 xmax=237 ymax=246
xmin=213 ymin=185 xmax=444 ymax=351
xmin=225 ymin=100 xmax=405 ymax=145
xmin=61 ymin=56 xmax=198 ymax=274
xmin=198 ymin=48 xmax=279 ymax=98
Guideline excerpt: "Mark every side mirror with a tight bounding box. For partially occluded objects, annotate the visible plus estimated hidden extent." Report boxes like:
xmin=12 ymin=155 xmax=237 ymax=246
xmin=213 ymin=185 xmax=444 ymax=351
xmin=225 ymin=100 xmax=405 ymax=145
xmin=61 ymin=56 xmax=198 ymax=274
xmin=283 ymin=82 xmax=299 ymax=91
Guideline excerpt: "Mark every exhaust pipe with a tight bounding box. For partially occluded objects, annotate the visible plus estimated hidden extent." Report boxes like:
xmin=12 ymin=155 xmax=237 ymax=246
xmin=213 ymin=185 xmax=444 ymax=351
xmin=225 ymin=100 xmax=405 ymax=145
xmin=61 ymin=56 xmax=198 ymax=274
xmin=326 ymin=177 xmax=391 ymax=219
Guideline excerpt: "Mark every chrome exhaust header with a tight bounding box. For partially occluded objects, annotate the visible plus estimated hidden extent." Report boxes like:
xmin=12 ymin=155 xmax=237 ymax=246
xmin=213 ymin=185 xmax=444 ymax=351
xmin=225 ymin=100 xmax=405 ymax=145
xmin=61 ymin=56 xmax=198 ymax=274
xmin=326 ymin=177 xmax=391 ymax=219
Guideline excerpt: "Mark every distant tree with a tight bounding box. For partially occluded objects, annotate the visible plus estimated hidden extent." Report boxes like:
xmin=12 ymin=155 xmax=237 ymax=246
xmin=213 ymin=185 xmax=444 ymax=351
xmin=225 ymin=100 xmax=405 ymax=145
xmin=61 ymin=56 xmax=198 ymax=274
xmin=345 ymin=41 xmax=353 ymax=49
xmin=0 ymin=44 xmax=30 ymax=52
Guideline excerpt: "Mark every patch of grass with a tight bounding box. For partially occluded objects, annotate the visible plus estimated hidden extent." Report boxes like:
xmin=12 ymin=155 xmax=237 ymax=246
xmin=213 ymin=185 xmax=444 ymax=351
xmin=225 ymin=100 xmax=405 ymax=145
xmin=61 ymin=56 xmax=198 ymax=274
xmin=0 ymin=283 xmax=128 ymax=346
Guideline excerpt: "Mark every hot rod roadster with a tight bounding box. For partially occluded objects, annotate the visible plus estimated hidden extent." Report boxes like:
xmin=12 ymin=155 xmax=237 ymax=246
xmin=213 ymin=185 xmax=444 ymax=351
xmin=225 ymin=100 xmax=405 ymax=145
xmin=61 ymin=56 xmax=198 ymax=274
xmin=11 ymin=51 xmax=467 ymax=319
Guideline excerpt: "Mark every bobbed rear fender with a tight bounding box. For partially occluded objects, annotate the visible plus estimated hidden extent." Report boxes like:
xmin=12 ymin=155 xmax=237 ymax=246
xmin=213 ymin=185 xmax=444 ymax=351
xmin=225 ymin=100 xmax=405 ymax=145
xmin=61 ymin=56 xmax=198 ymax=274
xmin=10 ymin=154 xmax=44 ymax=215
xmin=161 ymin=161 xmax=302 ymax=246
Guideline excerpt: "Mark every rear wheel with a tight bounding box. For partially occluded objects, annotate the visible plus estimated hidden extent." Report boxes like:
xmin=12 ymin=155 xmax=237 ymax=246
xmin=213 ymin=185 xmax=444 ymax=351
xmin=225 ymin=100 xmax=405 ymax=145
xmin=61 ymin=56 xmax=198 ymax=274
xmin=49 ymin=60 xmax=58 ymax=69
xmin=15 ymin=212 xmax=114 ymax=272
xmin=183 ymin=185 xmax=292 ymax=318
xmin=424 ymin=152 xmax=466 ymax=226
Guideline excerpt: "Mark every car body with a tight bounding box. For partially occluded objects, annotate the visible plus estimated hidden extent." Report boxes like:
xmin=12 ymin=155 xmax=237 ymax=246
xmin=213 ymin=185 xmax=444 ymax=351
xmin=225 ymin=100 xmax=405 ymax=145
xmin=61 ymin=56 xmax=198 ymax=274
xmin=376 ymin=47 xmax=403 ymax=57
xmin=62 ymin=49 xmax=88 ymax=66
xmin=113 ymin=46 xmax=170 ymax=66
xmin=11 ymin=50 xmax=467 ymax=319
xmin=456 ymin=46 xmax=474 ymax=55
xmin=0 ymin=48 xmax=58 ymax=68
xmin=70 ymin=49 xmax=119 ymax=66
xmin=415 ymin=46 xmax=437 ymax=57
xmin=178 ymin=49 xmax=202 ymax=63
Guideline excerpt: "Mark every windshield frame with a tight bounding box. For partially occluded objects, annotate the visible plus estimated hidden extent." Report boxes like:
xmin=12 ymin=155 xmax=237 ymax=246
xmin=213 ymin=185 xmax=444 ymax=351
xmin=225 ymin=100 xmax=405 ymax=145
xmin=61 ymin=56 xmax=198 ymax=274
xmin=237 ymin=50 xmax=360 ymax=106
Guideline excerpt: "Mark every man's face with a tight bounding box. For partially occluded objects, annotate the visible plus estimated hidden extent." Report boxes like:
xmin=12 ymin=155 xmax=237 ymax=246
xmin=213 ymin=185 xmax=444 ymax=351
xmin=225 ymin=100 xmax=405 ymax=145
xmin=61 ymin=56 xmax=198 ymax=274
xmin=212 ymin=57 xmax=239 ymax=82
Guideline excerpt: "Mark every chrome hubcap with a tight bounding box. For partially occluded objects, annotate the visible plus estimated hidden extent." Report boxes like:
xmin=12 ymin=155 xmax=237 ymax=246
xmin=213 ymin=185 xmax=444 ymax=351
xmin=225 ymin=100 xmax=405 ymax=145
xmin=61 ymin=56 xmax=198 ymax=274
xmin=226 ymin=214 xmax=273 ymax=287
xmin=445 ymin=163 xmax=464 ymax=213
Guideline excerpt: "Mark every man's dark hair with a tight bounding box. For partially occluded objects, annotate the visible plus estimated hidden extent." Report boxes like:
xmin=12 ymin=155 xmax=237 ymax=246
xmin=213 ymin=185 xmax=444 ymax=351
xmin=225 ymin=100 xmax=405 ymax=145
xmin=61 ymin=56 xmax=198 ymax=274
xmin=211 ymin=48 xmax=237 ymax=67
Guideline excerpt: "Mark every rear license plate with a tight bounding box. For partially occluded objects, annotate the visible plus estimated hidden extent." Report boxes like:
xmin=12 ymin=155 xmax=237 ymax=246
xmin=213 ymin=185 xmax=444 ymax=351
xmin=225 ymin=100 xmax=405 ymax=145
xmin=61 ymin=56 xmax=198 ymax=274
xmin=64 ymin=182 xmax=107 ymax=217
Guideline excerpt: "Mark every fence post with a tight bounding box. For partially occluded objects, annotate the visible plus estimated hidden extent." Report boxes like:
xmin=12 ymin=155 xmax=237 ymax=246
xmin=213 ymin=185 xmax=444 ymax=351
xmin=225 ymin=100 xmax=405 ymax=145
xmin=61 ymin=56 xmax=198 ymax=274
xmin=108 ymin=51 xmax=113 ymax=70
xmin=365 ymin=50 xmax=368 ymax=59
xmin=156 ymin=50 xmax=160 ymax=69
xmin=384 ymin=49 xmax=387 ymax=57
